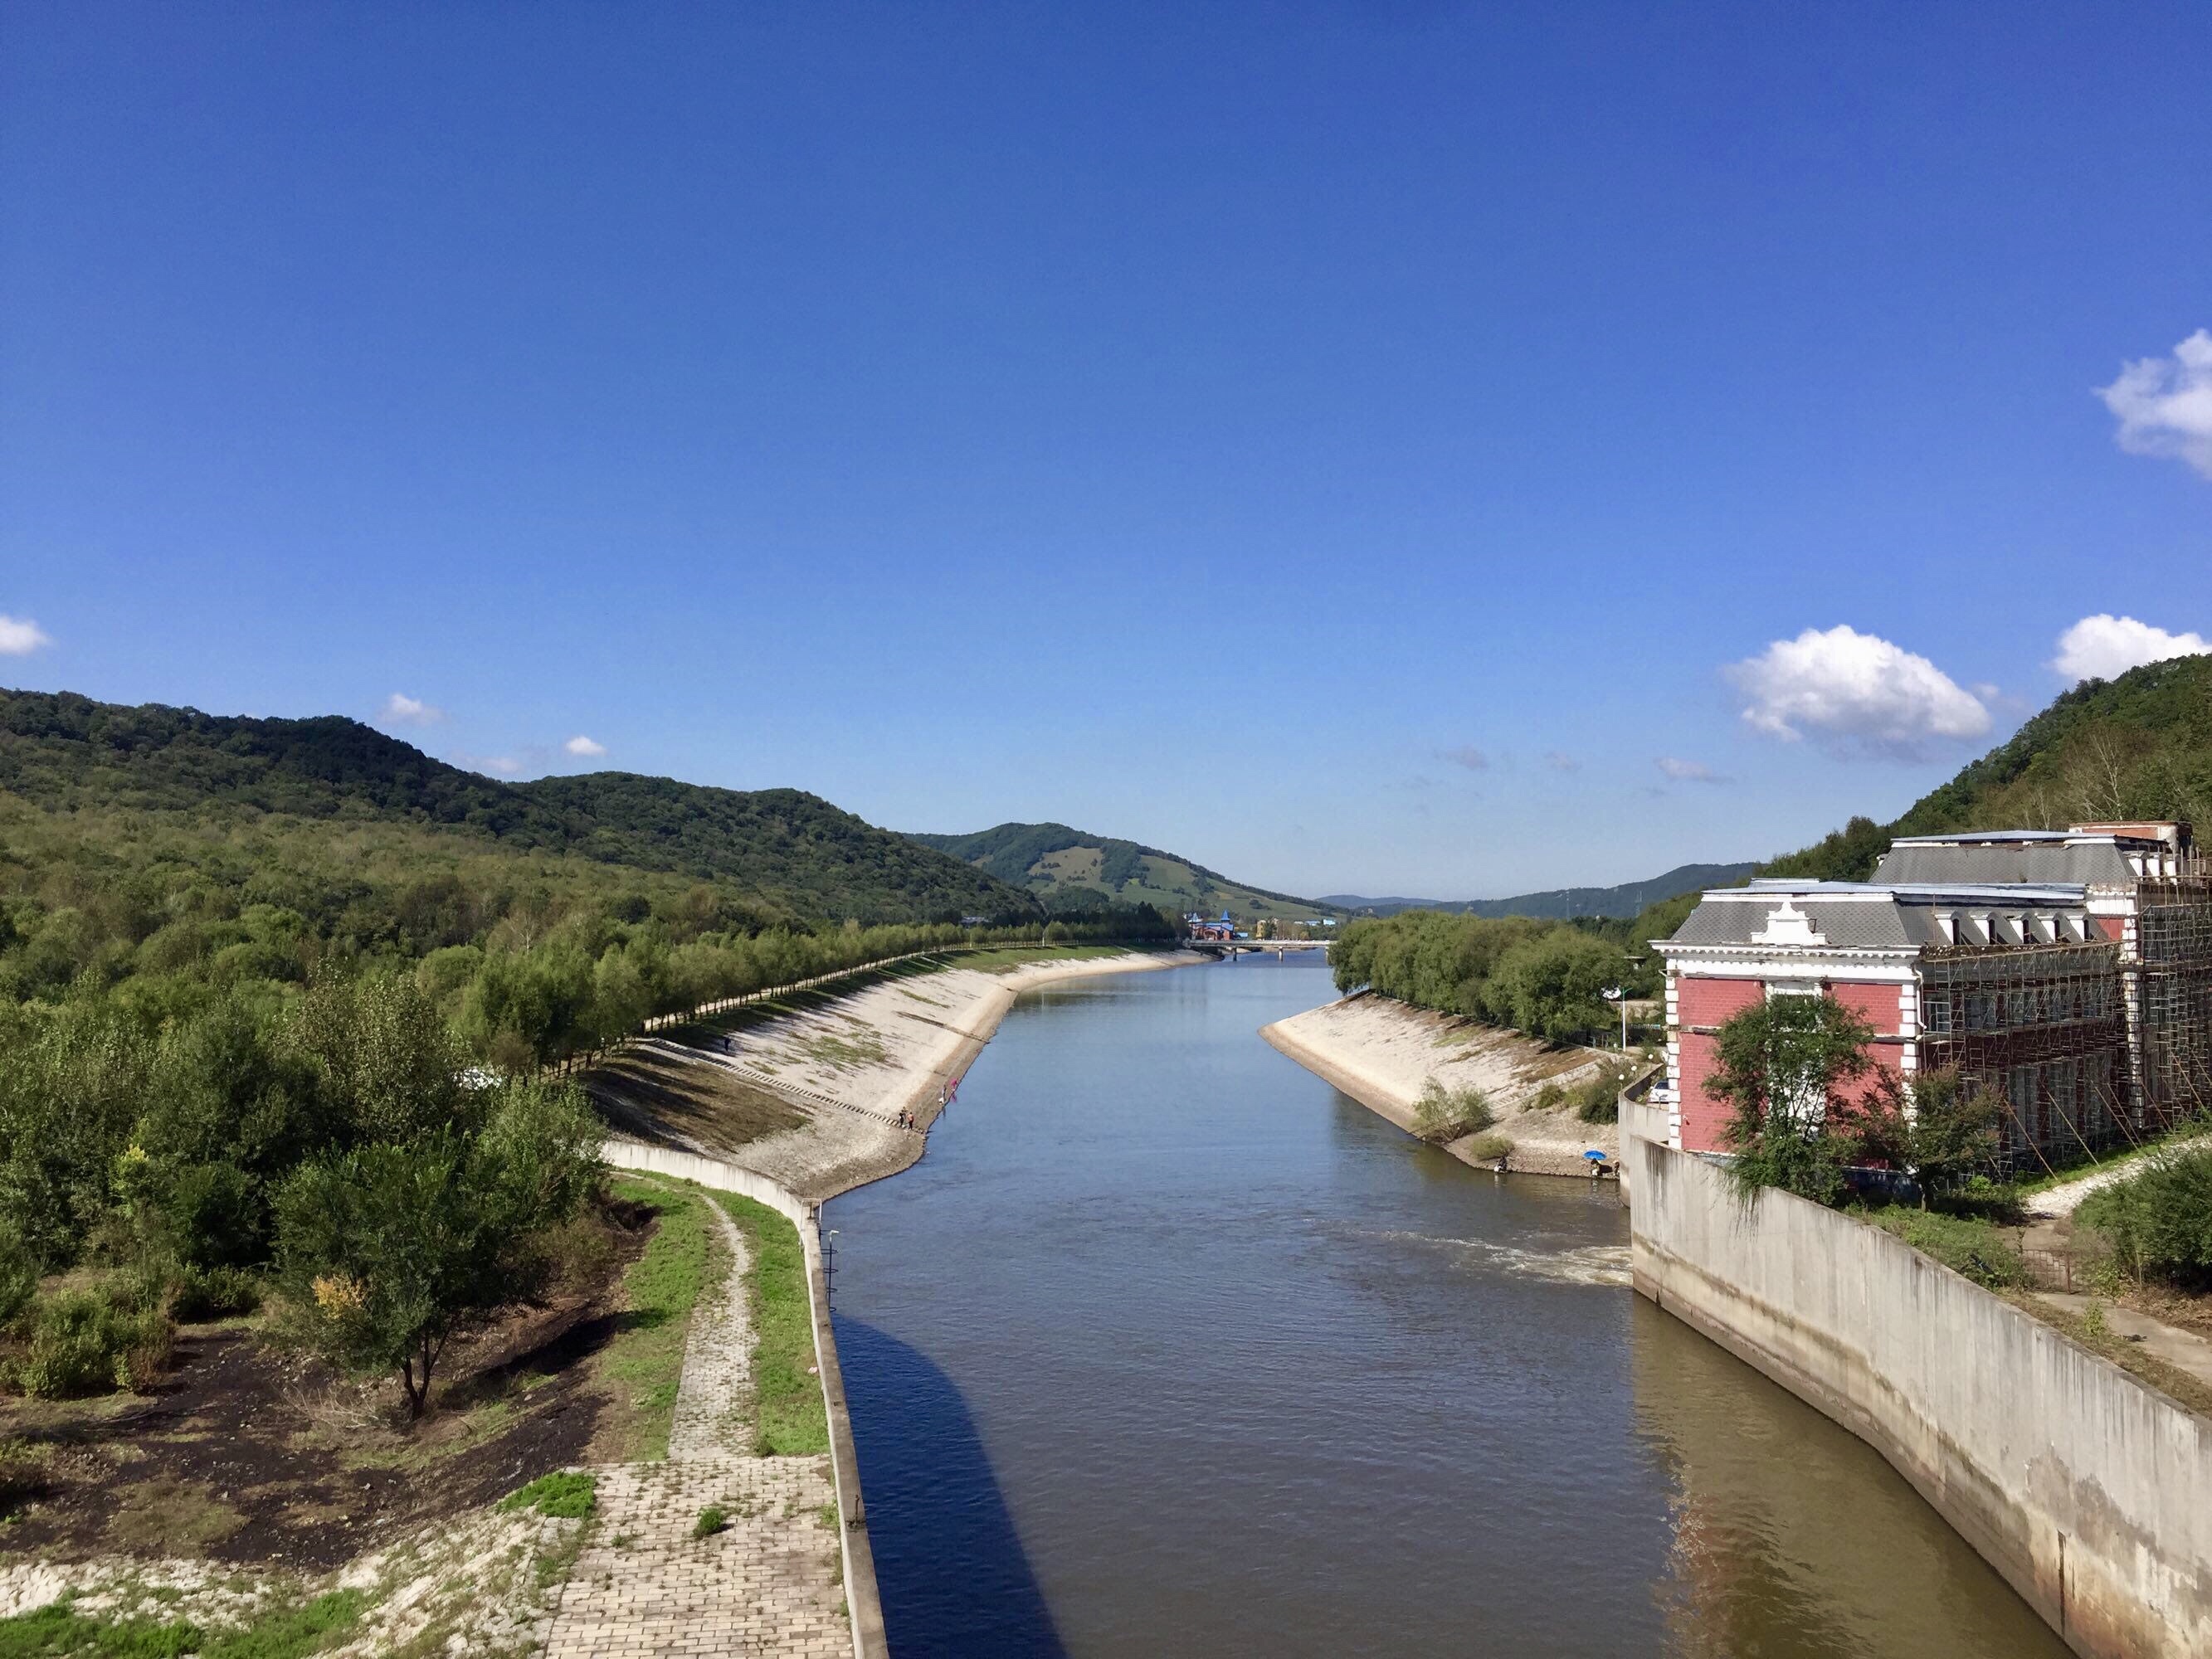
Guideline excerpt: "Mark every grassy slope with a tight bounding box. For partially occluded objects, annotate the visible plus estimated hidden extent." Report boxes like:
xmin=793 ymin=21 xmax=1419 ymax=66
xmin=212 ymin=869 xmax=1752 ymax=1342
xmin=714 ymin=1194 xmax=827 ymax=1456
xmin=1764 ymin=654 xmax=2212 ymax=882
xmin=908 ymin=820 xmax=1336 ymax=921
xmin=597 ymin=1177 xmax=719 ymax=1462
xmin=0 ymin=687 xmax=1040 ymax=925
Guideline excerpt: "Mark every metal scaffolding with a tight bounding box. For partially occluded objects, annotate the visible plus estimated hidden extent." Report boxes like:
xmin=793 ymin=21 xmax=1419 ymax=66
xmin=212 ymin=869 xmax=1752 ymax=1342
xmin=1914 ymin=940 xmax=2132 ymax=1178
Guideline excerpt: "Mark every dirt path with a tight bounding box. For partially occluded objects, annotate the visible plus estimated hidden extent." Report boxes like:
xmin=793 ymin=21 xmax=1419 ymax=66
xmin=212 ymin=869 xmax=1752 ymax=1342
xmin=543 ymin=1188 xmax=848 ymax=1658
xmin=2029 ymin=1131 xmax=2212 ymax=1217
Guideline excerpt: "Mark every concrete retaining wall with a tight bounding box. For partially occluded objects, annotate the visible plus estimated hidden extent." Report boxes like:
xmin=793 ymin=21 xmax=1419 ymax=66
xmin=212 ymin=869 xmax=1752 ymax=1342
xmin=602 ymin=1138 xmax=889 ymax=1659
xmin=1622 ymin=1130 xmax=2212 ymax=1657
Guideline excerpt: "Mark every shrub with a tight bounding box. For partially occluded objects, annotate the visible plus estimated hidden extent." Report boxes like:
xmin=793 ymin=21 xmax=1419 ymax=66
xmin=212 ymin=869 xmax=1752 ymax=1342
xmin=1569 ymin=1063 xmax=1632 ymax=1124
xmin=0 ymin=1233 xmax=34 ymax=1330
xmin=162 ymin=1161 xmax=266 ymax=1270
xmin=1531 ymin=1082 xmax=1566 ymax=1112
xmin=1862 ymin=1208 xmax=2030 ymax=1290
xmin=1413 ymin=1078 xmax=1494 ymax=1143
xmin=169 ymin=1264 xmax=262 ymax=1322
xmin=9 ymin=1288 xmax=171 ymax=1397
xmin=693 ymin=1505 xmax=728 ymax=1539
xmin=2078 ymin=1148 xmax=2212 ymax=1285
xmin=1467 ymin=1133 xmax=1514 ymax=1165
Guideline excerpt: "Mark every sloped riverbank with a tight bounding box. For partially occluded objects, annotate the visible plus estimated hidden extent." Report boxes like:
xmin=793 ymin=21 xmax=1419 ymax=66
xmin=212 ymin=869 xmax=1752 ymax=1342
xmin=1262 ymin=989 xmax=1622 ymax=1176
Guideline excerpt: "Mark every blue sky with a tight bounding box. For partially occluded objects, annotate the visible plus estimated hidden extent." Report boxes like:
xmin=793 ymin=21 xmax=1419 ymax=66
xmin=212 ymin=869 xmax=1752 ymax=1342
xmin=3 ymin=2 xmax=2209 ymax=899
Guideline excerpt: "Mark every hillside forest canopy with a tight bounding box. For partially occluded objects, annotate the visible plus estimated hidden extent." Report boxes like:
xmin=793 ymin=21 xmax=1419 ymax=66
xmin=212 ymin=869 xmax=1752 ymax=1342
xmin=0 ymin=687 xmax=1176 ymax=1407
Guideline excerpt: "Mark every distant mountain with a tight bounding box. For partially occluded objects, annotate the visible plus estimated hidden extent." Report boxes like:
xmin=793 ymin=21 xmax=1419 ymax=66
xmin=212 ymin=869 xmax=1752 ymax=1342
xmin=1766 ymin=654 xmax=2212 ymax=882
xmin=1322 ymin=861 xmax=1761 ymax=921
xmin=0 ymin=688 xmax=1040 ymax=924
xmin=906 ymin=821 xmax=1340 ymax=921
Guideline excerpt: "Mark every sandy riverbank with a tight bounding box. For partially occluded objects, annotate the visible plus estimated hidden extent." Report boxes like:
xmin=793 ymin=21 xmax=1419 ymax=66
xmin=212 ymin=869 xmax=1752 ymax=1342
xmin=1262 ymin=990 xmax=1621 ymax=1179
xmin=591 ymin=950 xmax=1204 ymax=1202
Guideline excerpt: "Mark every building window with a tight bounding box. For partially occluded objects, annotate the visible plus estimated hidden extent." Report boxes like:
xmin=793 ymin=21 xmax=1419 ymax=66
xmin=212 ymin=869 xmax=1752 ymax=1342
xmin=1923 ymin=993 xmax=1951 ymax=1034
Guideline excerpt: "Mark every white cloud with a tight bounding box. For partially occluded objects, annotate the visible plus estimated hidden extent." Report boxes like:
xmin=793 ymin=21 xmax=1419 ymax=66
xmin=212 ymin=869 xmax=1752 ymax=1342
xmin=1656 ymin=757 xmax=1730 ymax=785
xmin=380 ymin=692 xmax=445 ymax=727
xmin=1727 ymin=625 xmax=1990 ymax=758
xmin=2051 ymin=614 xmax=2210 ymax=683
xmin=0 ymin=614 xmax=52 ymax=655
xmin=2099 ymin=329 xmax=2212 ymax=479
xmin=563 ymin=734 xmax=607 ymax=758
xmin=1436 ymin=744 xmax=1488 ymax=771
xmin=1543 ymin=750 xmax=1580 ymax=772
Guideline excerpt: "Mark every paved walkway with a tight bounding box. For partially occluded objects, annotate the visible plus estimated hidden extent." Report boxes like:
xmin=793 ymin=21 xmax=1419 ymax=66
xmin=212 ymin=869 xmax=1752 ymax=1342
xmin=543 ymin=1190 xmax=848 ymax=1658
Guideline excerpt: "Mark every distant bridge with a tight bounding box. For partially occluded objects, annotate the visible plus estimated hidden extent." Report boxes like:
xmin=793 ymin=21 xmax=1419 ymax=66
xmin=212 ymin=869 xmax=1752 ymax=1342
xmin=1186 ymin=938 xmax=1332 ymax=959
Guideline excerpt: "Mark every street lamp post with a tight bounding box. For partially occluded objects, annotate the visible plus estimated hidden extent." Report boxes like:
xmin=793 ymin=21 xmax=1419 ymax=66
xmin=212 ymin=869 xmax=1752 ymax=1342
xmin=1602 ymin=986 xmax=1627 ymax=1051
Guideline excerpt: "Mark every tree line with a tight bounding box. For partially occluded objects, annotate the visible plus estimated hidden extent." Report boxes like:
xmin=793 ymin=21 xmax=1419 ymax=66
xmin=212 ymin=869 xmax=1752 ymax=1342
xmin=1328 ymin=902 xmax=1687 ymax=1044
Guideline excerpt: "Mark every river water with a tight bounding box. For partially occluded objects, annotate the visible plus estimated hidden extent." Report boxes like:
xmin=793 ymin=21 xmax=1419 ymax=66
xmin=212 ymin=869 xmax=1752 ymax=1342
xmin=828 ymin=955 xmax=2065 ymax=1658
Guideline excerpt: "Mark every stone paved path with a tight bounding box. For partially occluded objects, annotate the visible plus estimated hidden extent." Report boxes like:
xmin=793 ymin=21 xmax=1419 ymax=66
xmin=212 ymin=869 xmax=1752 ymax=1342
xmin=543 ymin=1186 xmax=849 ymax=1657
xmin=543 ymin=1456 xmax=845 ymax=1658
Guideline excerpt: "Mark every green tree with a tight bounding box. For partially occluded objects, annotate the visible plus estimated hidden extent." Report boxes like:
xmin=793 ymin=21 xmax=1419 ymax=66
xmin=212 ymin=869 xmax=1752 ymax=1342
xmin=1842 ymin=1066 xmax=2004 ymax=1208
xmin=273 ymin=1080 xmax=601 ymax=1417
xmin=289 ymin=972 xmax=462 ymax=1142
xmin=1482 ymin=930 xmax=1620 ymax=1042
xmin=1707 ymin=994 xmax=1875 ymax=1205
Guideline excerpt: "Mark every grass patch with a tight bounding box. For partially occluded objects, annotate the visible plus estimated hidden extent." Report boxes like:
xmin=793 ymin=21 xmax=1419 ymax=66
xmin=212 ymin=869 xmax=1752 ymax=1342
xmin=0 ymin=1588 xmax=363 ymax=1659
xmin=1465 ymin=1133 xmax=1514 ymax=1165
xmin=1859 ymin=1207 xmax=2031 ymax=1289
xmin=712 ymin=1194 xmax=828 ymax=1456
xmin=596 ymin=1177 xmax=719 ymax=1462
xmin=797 ymin=1024 xmax=889 ymax=1072
xmin=692 ymin=1505 xmax=728 ymax=1539
xmin=498 ymin=1471 xmax=597 ymax=1520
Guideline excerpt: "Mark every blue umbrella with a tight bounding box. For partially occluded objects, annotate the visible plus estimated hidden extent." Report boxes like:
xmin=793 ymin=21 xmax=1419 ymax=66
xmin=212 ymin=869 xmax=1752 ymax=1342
xmin=1583 ymin=1149 xmax=1610 ymax=1161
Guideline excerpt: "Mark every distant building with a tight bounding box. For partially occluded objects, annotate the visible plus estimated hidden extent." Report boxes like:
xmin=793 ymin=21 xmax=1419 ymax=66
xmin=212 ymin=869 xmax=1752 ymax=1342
xmin=1652 ymin=823 xmax=2212 ymax=1175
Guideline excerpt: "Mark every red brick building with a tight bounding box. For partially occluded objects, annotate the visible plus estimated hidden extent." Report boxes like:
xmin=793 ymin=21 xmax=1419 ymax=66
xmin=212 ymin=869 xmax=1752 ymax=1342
xmin=1654 ymin=881 xmax=2127 ymax=1175
xmin=1654 ymin=823 xmax=2211 ymax=1175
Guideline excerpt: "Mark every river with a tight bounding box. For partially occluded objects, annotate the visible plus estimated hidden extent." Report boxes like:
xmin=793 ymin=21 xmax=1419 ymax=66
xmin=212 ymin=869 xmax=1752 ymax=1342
xmin=827 ymin=953 xmax=2065 ymax=1657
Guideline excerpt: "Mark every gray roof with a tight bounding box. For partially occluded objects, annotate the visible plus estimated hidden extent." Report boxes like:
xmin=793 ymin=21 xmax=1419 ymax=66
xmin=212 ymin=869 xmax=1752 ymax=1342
xmin=1663 ymin=880 xmax=2093 ymax=952
xmin=1873 ymin=839 xmax=2137 ymax=888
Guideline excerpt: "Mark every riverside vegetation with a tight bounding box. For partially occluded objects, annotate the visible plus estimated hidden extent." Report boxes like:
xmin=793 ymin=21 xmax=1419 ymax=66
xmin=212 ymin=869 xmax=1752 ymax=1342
xmin=0 ymin=685 xmax=1177 ymax=1594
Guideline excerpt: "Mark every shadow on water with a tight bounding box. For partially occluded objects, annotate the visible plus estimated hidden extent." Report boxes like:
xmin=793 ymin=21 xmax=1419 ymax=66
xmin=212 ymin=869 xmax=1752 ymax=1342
xmin=835 ymin=1316 xmax=1069 ymax=1659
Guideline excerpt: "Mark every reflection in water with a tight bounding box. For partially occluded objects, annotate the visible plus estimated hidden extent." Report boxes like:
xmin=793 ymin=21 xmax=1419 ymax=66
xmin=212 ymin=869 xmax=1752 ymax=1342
xmin=1631 ymin=1302 xmax=2060 ymax=1658
xmin=835 ymin=1318 xmax=1067 ymax=1659
xmin=831 ymin=956 xmax=2064 ymax=1657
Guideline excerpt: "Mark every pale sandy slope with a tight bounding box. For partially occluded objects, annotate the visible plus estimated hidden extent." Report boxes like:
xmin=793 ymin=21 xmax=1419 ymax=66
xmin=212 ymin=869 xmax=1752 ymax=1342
xmin=1263 ymin=990 xmax=1621 ymax=1178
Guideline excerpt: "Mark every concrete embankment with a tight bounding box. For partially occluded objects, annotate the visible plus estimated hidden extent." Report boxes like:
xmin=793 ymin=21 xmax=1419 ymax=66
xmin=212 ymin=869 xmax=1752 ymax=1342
xmin=1261 ymin=990 xmax=1620 ymax=1178
xmin=596 ymin=950 xmax=1203 ymax=1202
xmin=1620 ymin=1110 xmax=2212 ymax=1658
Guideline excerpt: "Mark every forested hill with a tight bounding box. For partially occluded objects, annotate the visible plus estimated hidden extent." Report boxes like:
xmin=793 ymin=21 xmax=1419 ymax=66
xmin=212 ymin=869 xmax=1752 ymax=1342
xmin=0 ymin=688 xmax=1038 ymax=923
xmin=908 ymin=821 xmax=1337 ymax=920
xmin=1323 ymin=860 xmax=1761 ymax=921
xmin=1764 ymin=654 xmax=2212 ymax=882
